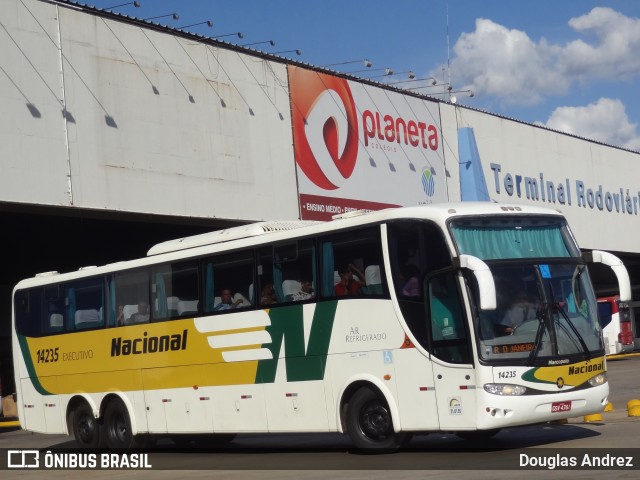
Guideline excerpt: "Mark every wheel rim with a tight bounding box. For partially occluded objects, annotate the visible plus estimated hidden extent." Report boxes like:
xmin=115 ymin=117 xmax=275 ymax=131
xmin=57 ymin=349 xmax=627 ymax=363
xmin=77 ymin=413 xmax=95 ymax=444
xmin=358 ymin=399 xmax=392 ymax=440
xmin=111 ymin=411 xmax=128 ymax=443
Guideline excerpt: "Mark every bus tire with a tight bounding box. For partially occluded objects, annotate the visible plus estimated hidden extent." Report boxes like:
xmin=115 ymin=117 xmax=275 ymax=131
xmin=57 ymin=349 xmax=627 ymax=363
xmin=102 ymin=398 xmax=139 ymax=449
xmin=72 ymin=402 xmax=101 ymax=448
xmin=346 ymin=387 xmax=404 ymax=452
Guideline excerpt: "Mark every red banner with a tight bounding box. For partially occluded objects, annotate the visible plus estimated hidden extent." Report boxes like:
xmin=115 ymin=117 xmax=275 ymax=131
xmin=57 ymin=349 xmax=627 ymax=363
xmin=299 ymin=193 xmax=399 ymax=221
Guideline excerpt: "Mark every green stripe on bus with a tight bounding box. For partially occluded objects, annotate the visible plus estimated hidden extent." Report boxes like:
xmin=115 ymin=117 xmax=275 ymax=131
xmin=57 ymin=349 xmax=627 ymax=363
xmin=256 ymin=301 xmax=338 ymax=383
xmin=17 ymin=335 xmax=53 ymax=396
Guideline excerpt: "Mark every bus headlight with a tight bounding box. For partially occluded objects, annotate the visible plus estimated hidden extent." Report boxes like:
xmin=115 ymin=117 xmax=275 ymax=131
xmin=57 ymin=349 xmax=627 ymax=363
xmin=484 ymin=384 xmax=527 ymax=396
xmin=587 ymin=372 xmax=607 ymax=387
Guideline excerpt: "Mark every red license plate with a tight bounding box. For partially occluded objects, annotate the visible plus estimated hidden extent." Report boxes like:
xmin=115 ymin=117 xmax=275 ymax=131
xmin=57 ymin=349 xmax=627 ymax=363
xmin=551 ymin=401 xmax=572 ymax=413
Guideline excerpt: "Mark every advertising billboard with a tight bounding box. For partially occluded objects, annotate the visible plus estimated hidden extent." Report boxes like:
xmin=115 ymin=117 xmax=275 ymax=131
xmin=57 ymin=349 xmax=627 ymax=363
xmin=289 ymin=66 xmax=448 ymax=220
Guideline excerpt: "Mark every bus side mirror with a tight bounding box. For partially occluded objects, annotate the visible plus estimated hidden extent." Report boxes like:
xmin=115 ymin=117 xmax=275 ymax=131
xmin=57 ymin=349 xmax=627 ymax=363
xmin=584 ymin=250 xmax=632 ymax=302
xmin=457 ymin=254 xmax=496 ymax=311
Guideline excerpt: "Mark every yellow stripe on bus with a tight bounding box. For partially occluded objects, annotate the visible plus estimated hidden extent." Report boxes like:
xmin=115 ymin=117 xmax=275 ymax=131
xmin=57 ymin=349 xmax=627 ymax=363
xmin=524 ymin=357 xmax=605 ymax=387
xmin=24 ymin=319 xmax=266 ymax=394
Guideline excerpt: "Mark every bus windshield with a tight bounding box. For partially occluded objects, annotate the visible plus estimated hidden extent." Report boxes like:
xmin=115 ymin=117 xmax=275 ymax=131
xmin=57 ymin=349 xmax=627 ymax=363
xmin=472 ymin=262 xmax=603 ymax=364
xmin=450 ymin=216 xmax=603 ymax=365
xmin=450 ymin=215 xmax=580 ymax=260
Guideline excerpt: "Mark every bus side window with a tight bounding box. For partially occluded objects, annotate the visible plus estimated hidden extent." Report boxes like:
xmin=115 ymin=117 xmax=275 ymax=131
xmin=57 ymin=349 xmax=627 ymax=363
xmin=45 ymin=286 xmax=65 ymax=333
xmin=275 ymin=239 xmax=315 ymax=303
xmin=387 ymin=220 xmax=453 ymax=351
xmin=428 ymin=272 xmax=471 ymax=364
xmin=320 ymin=226 xmax=385 ymax=299
xmin=257 ymin=247 xmax=276 ymax=307
xmin=597 ymin=301 xmax=612 ymax=329
xmin=15 ymin=289 xmax=43 ymax=337
xmin=152 ymin=261 xmax=199 ymax=320
xmin=203 ymin=251 xmax=254 ymax=314
xmin=113 ymin=269 xmax=150 ymax=326
xmin=66 ymin=278 xmax=105 ymax=330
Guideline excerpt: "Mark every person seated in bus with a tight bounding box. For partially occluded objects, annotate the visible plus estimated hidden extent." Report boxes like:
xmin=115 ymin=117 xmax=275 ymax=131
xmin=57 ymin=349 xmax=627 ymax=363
xmin=260 ymin=283 xmax=278 ymax=305
xmin=116 ymin=305 xmax=125 ymax=326
xmin=335 ymin=264 xmax=364 ymax=296
xmin=214 ymin=288 xmax=244 ymax=311
xmin=128 ymin=300 xmax=150 ymax=324
xmin=499 ymin=291 xmax=536 ymax=334
xmin=291 ymin=279 xmax=315 ymax=301
xmin=400 ymin=263 xmax=420 ymax=297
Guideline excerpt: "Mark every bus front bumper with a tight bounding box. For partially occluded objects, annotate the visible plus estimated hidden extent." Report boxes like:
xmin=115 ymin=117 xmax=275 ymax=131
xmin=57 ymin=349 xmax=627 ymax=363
xmin=475 ymin=382 xmax=609 ymax=430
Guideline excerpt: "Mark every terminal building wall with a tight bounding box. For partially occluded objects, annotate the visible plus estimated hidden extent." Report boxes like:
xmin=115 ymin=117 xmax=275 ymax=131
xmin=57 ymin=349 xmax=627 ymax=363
xmin=443 ymin=108 xmax=640 ymax=254
xmin=1 ymin=0 xmax=299 ymax=222
xmin=3 ymin=0 xmax=639 ymax=254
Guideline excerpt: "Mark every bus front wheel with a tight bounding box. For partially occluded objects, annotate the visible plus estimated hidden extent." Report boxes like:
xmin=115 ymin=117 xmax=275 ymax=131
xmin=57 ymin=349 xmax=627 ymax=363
xmin=102 ymin=398 xmax=139 ymax=449
xmin=346 ymin=387 xmax=404 ymax=452
xmin=72 ymin=402 xmax=101 ymax=448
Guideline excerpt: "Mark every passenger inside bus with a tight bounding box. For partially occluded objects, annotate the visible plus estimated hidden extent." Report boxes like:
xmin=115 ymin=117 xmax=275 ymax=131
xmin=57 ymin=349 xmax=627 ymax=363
xmin=290 ymin=279 xmax=315 ymax=301
xmin=214 ymin=288 xmax=245 ymax=311
xmin=126 ymin=300 xmax=150 ymax=324
xmin=400 ymin=263 xmax=420 ymax=297
xmin=260 ymin=283 xmax=278 ymax=305
xmin=116 ymin=305 xmax=125 ymax=326
xmin=499 ymin=291 xmax=536 ymax=335
xmin=335 ymin=263 xmax=364 ymax=296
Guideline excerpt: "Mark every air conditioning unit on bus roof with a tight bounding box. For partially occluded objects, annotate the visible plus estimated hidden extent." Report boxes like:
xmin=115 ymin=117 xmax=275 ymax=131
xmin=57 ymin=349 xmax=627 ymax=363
xmin=331 ymin=209 xmax=372 ymax=220
xmin=147 ymin=220 xmax=321 ymax=256
xmin=35 ymin=271 xmax=59 ymax=277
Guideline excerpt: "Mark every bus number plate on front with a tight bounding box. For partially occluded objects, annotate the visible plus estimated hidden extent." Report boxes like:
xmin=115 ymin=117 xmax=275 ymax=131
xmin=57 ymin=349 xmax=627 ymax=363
xmin=551 ymin=401 xmax=572 ymax=413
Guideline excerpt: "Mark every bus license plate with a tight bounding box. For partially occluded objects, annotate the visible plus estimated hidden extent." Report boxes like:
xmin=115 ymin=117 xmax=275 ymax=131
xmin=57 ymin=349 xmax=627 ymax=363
xmin=551 ymin=401 xmax=572 ymax=413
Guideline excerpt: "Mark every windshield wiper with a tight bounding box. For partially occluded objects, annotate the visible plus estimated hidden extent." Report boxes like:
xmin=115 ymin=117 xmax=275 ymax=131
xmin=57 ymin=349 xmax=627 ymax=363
xmin=554 ymin=302 xmax=591 ymax=360
xmin=526 ymin=305 xmax=548 ymax=365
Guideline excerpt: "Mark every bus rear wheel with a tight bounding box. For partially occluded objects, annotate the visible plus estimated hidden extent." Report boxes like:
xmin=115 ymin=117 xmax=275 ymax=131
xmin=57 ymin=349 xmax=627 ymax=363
xmin=102 ymin=398 xmax=140 ymax=449
xmin=72 ymin=402 xmax=101 ymax=448
xmin=346 ymin=387 xmax=404 ymax=452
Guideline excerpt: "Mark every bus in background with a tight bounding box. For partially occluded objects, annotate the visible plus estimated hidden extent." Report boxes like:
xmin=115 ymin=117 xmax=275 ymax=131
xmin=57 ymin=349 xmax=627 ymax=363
xmin=598 ymin=296 xmax=634 ymax=355
xmin=12 ymin=203 xmax=632 ymax=451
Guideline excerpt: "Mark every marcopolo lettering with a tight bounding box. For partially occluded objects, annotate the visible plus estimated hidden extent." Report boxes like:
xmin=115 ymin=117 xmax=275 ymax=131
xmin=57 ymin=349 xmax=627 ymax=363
xmin=111 ymin=330 xmax=188 ymax=357
xmin=568 ymin=362 xmax=603 ymax=375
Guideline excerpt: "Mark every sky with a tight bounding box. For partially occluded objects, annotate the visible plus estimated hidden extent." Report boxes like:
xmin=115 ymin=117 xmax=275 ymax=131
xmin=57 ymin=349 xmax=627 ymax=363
xmin=84 ymin=0 xmax=640 ymax=152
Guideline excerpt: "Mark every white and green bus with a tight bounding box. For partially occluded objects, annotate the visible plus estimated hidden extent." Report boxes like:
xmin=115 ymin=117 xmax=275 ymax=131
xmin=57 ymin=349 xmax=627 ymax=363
xmin=12 ymin=203 xmax=631 ymax=450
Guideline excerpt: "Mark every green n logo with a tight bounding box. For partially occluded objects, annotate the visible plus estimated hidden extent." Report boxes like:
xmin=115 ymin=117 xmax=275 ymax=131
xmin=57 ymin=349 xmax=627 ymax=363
xmin=256 ymin=301 xmax=338 ymax=383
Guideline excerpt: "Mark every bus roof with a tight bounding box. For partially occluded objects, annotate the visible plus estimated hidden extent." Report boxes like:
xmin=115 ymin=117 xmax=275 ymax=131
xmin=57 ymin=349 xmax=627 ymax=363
xmin=147 ymin=220 xmax=322 ymax=256
xmin=147 ymin=203 xmax=564 ymax=255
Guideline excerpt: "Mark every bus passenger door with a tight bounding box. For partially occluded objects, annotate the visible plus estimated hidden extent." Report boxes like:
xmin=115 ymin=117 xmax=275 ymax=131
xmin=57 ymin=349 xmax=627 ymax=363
xmin=427 ymin=273 xmax=477 ymax=430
